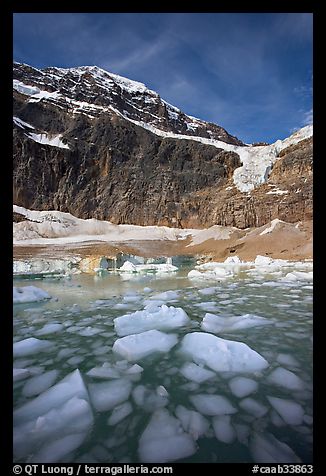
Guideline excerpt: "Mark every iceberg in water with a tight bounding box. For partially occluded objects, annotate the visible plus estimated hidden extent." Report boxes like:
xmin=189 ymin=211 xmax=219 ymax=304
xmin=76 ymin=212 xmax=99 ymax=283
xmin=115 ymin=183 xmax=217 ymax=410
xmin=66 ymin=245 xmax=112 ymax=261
xmin=179 ymin=332 xmax=269 ymax=373
xmin=118 ymin=260 xmax=178 ymax=274
xmin=13 ymin=369 xmax=93 ymax=462
xmin=114 ymin=304 xmax=190 ymax=336
xmin=201 ymin=312 xmax=273 ymax=333
xmin=13 ymin=286 xmax=51 ymax=304
xmin=113 ymin=329 xmax=178 ymax=361
xmin=138 ymin=408 xmax=197 ymax=462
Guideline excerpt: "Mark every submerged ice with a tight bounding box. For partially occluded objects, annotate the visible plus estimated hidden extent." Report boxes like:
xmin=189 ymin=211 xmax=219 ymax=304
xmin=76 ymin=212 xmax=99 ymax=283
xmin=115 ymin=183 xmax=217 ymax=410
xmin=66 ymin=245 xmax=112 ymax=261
xmin=13 ymin=257 xmax=313 ymax=463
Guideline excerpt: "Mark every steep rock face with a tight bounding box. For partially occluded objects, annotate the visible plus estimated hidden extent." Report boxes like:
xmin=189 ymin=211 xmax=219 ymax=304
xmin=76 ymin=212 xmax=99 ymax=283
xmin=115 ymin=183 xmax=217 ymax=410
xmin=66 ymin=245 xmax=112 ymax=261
xmin=13 ymin=112 xmax=241 ymax=227
xmin=13 ymin=62 xmax=313 ymax=229
xmin=13 ymin=62 xmax=242 ymax=145
xmin=179 ymin=137 xmax=313 ymax=228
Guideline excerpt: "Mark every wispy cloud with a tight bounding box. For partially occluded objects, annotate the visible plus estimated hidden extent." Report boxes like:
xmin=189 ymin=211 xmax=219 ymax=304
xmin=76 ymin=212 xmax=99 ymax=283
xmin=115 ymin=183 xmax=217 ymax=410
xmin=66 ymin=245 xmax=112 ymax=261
xmin=13 ymin=13 xmax=313 ymax=143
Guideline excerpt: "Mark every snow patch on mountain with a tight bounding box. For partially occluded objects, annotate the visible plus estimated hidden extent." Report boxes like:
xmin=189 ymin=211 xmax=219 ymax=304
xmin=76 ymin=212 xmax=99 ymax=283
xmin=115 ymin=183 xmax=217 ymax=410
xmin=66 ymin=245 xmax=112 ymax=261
xmin=25 ymin=132 xmax=69 ymax=149
xmin=13 ymin=64 xmax=313 ymax=193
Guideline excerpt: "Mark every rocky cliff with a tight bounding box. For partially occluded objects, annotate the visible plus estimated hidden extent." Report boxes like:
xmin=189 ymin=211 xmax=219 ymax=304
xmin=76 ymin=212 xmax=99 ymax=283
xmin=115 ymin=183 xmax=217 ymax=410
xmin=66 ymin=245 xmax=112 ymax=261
xmin=13 ymin=62 xmax=313 ymax=229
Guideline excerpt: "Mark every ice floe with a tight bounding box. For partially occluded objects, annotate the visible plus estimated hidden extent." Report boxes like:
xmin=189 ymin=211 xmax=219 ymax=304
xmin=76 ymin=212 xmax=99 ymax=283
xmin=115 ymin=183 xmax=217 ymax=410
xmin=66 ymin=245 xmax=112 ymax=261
xmin=107 ymin=402 xmax=133 ymax=425
xmin=138 ymin=408 xmax=197 ymax=462
xmin=13 ymin=286 xmax=51 ymax=304
xmin=13 ymin=370 xmax=93 ymax=462
xmin=201 ymin=312 xmax=273 ymax=333
xmin=175 ymin=405 xmax=210 ymax=440
xmin=179 ymin=362 xmax=216 ymax=383
xmin=22 ymin=370 xmax=59 ymax=397
xmin=132 ymin=384 xmax=168 ymax=412
xmin=212 ymin=415 xmax=236 ymax=443
xmin=228 ymin=377 xmax=258 ymax=398
xmin=239 ymin=397 xmax=268 ymax=418
xmin=267 ymin=396 xmax=304 ymax=425
xmin=189 ymin=394 xmax=237 ymax=416
xmin=250 ymin=432 xmax=301 ymax=463
xmin=13 ymin=368 xmax=31 ymax=382
xmin=114 ymin=304 xmax=189 ymax=336
xmin=13 ymin=337 xmax=54 ymax=357
xmin=267 ymin=367 xmax=304 ymax=391
xmin=113 ymin=330 xmax=178 ymax=361
xmin=88 ymin=379 xmax=132 ymax=412
xmin=118 ymin=261 xmax=178 ymax=274
xmin=179 ymin=332 xmax=269 ymax=373
xmin=35 ymin=323 xmax=64 ymax=336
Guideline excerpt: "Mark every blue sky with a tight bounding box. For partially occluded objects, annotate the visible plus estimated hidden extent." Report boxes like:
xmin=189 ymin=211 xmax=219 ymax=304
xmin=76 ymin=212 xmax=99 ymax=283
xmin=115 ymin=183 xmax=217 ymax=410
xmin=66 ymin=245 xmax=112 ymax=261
xmin=13 ymin=13 xmax=313 ymax=143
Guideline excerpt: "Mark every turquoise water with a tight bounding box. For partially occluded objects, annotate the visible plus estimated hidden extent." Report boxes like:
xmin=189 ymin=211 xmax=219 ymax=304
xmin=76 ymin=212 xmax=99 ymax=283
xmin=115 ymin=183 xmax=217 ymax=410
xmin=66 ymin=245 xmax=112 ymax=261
xmin=13 ymin=261 xmax=313 ymax=463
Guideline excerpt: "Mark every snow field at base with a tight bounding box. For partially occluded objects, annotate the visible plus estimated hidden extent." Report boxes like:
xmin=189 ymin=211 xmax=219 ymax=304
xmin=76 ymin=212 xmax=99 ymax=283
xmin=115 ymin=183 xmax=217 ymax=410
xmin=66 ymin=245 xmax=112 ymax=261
xmin=13 ymin=265 xmax=312 ymax=463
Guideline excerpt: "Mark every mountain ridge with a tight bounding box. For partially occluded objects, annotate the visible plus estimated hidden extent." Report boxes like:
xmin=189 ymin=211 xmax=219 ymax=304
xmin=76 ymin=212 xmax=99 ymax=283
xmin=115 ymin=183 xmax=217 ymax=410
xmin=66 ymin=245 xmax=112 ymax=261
xmin=13 ymin=61 xmax=313 ymax=229
xmin=13 ymin=61 xmax=243 ymax=146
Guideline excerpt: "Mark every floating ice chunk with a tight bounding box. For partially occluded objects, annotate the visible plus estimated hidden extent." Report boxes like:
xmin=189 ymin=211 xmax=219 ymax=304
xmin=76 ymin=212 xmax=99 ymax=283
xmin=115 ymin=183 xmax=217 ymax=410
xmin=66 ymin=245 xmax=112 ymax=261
xmin=57 ymin=348 xmax=75 ymax=359
xmin=113 ymin=330 xmax=178 ymax=361
xmin=138 ymin=409 xmax=196 ymax=462
xmin=187 ymin=270 xmax=203 ymax=279
xmin=239 ymin=398 xmax=268 ymax=418
xmin=119 ymin=261 xmax=137 ymax=272
xmin=87 ymin=365 xmax=120 ymax=380
xmin=189 ymin=394 xmax=237 ymax=416
xmin=22 ymin=370 xmax=59 ymax=397
xmin=212 ymin=415 xmax=236 ymax=443
xmin=13 ymin=286 xmax=51 ymax=304
xmin=234 ymin=423 xmax=250 ymax=446
xmin=224 ymin=256 xmax=242 ymax=264
xmin=107 ymin=402 xmax=133 ymax=426
xmin=156 ymin=385 xmax=169 ymax=397
xmin=188 ymin=263 xmax=233 ymax=280
xmin=201 ymin=313 xmax=272 ymax=333
xmin=255 ymin=256 xmax=274 ymax=266
xmin=198 ymin=287 xmax=217 ymax=295
xmin=150 ymin=291 xmax=179 ymax=301
xmin=35 ymin=323 xmax=64 ymax=336
xmin=78 ymin=327 xmax=102 ymax=336
xmin=67 ymin=356 xmax=84 ymax=366
xmin=93 ymin=345 xmax=111 ymax=356
xmin=13 ymin=368 xmax=30 ymax=382
xmin=114 ymin=305 xmax=189 ymax=337
xmin=13 ymin=337 xmax=54 ymax=357
xmin=132 ymin=385 xmax=168 ymax=411
xmin=88 ymin=379 xmax=132 ymax=412
xmin=179 ymin=362 xmax=216 ymax=383
xmin=282 ymin=271 xmax=313 ymax=282
xmin=14 ymin=369 xmax=89 ymax=423
xmin=179 ymin=332 xmax=268 ymax=373
xmin=229 ymin=377 xmax=258 ymax=398
xmin=194 ymin=301 xmax=219 ymax=312
xmin=123 ymin=295 xmax=140 ymax=303
xmin=143 ymin=287 xmax=152 ymax=293
xmin=13 ymin=370 xmax=93 ymax=462
xmin=124 ymin=364 xmax=144 ymax=375
xmin=276 ymin=353 xmax=300 ymax=368
xmin=250 ymin=432 xmax=301 ymax=463
xmin=267 ymin=397 xmax=304 ymax=426
xmin=28 ymin=433 xmax=86 ymax=463
xmin=119 ymin=261 xmax=178 ymax=274
xmin=267 ymin=367 xmax=304 ymax=391
xmin=175 ymin=405 xmax=210 ymax=440
xmin=271 ymin=410 xmax=286 ymax=427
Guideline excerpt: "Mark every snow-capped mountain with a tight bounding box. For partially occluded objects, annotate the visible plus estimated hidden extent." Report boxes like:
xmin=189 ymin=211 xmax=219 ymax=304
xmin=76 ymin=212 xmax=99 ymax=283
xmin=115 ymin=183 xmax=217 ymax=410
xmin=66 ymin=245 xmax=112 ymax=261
xmin=13 ymin=61 xmax=242 ymax=145
xmin=13 ymin=61 xmax=313 ymax=229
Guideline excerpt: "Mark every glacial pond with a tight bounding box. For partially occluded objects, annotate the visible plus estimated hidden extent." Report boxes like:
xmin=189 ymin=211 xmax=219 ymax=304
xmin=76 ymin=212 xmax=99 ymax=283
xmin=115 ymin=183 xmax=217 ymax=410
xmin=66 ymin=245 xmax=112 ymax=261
xmin=13 ymin=257 xmax=313 ymax=463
